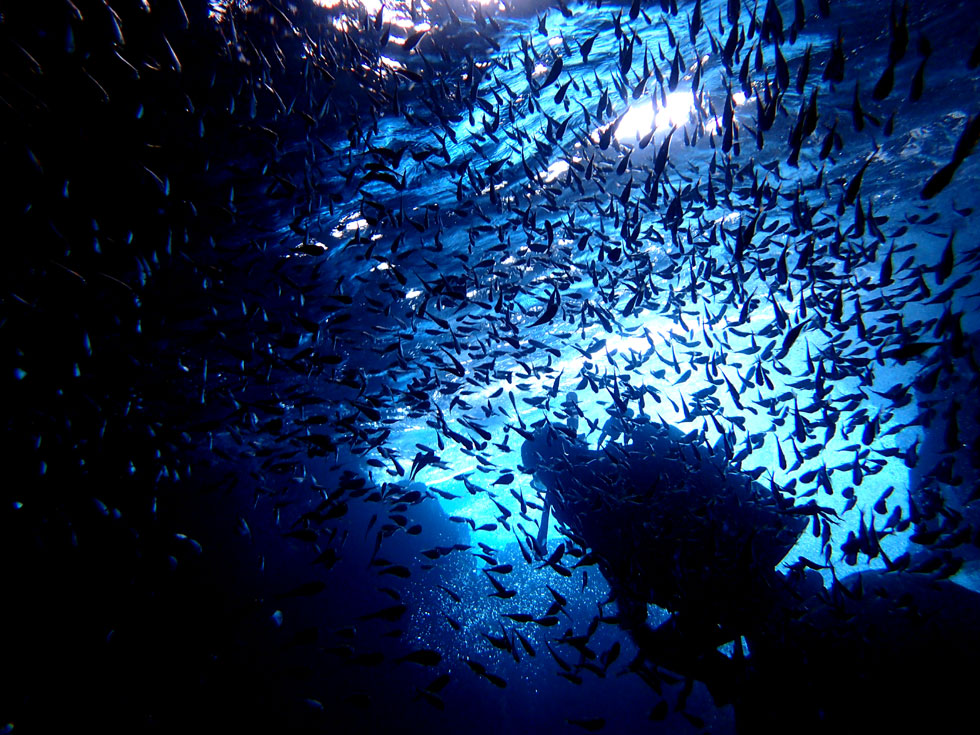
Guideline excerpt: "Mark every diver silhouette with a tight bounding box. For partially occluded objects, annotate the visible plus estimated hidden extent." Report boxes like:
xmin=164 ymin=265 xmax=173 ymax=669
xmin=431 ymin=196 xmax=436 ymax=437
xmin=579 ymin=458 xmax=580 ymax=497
xmin=595 ymin=406 xmax=632 ymax=448
xmin=520 ymin=413 xmax=980 ymax=733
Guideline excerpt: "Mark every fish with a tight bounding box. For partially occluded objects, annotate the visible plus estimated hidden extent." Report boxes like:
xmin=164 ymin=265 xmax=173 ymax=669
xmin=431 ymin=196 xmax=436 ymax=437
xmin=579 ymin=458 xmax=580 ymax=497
xmin=580 ymin=32 xmax=599 ymax=63
xmin=397 ymin=649 xmax=442 ymax=666
xmin=540 ymin=57 xmax=564 ymax=90
xmin=402 ymin=28 xmax=428 ymax=53
xmin=921 ymin=113 xmax=980 ymax=199
xmin=529 ymin=287 xmax=562 ymax=327
xmin=9 ymin=0 xmax=980 ymax=731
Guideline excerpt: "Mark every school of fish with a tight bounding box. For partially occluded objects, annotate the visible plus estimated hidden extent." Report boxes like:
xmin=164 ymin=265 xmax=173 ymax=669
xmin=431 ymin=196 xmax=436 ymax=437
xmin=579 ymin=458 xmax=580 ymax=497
xmin=2 ymin=0 xmax=979 ymax=732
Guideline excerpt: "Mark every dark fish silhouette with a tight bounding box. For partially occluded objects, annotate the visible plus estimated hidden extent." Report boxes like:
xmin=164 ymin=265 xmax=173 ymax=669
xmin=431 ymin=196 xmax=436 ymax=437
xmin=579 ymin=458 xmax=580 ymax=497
xmin=921 ymin=114 xmax=980 ymax=199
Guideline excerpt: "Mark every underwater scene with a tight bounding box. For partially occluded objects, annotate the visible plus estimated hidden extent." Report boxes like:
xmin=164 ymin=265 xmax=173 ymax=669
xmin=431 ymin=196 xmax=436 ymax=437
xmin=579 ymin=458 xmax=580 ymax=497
xmin=2 ymin=0 xmax=980 ymax=732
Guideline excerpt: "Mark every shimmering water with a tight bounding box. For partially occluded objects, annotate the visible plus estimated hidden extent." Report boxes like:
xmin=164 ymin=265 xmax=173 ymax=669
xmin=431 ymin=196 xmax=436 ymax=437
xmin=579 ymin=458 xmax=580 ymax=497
xmin=3 ymin=1 xmax=980 ymax=732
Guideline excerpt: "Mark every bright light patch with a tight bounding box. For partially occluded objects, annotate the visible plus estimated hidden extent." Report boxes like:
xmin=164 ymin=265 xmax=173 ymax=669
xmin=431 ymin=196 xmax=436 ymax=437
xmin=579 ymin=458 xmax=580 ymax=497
xmin=615 ymin=99 xmax=655 ymax=142
xmin=705 ymin=90 xmax=748 ymax=135
xmin=331 ymin=214 xmax=369 ymax=237
xmin=380 ymin=56 xmax=406 ymax=72
xmin=392 ymin=22 xmax=431 ymax=39
xmin=212 ymin=0 xmax=427 ymax=29
xmin=541 ymin=159 xmax=570 ymax=183
xmin=314 ymin=0 xmax=382 ymax=13
xmin=655 ymin=91 xmax=695 ymax=131
xmin=615 ymin=91 xmax=695 ymax=143
xmin=387 ymin=16 xmax=420 ymax=30
xmin=306 ymin=1 xmax=422 ymax=34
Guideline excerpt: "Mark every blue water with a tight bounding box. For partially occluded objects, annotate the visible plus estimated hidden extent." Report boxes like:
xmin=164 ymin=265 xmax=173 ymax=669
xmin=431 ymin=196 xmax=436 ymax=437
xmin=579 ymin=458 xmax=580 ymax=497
xmin=2 ymin=0 xmax=979 ymax=732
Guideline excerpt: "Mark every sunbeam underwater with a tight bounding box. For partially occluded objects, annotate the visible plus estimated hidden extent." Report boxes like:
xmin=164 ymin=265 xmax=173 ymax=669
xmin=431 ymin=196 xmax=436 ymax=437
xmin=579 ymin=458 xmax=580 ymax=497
xmin=2 ymin=0 xmax=980 ymax=733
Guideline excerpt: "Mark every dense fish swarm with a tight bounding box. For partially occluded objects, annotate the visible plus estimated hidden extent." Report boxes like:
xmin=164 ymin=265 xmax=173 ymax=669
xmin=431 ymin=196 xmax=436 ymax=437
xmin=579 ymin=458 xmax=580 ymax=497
xmin=2 ymin=0 xmax=979 ymax=733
